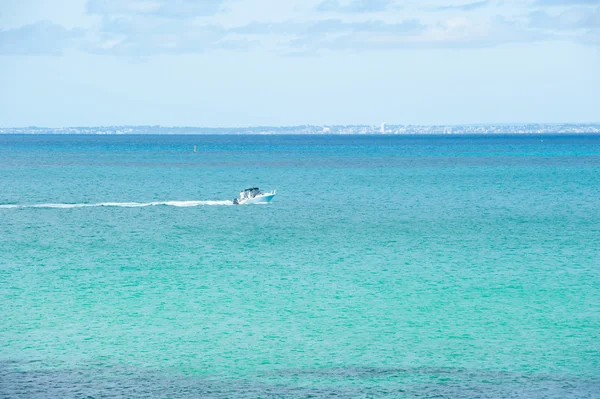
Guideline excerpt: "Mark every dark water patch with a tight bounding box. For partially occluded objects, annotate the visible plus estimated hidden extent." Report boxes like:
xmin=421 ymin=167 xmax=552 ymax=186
xmin=2 ymin=155 xmax=600 ymax=169
xmin=1 ymin=362 xmax=598 ymax=398
xmin=0 ymin=362 xmax=350 ymax=399
xmin=267 ymin=366 xmax=600 ymax=398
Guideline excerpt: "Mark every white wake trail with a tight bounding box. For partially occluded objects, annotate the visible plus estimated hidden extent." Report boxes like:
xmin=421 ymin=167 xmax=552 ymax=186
xmin=0 ymin=200 xmax=233 ymax=209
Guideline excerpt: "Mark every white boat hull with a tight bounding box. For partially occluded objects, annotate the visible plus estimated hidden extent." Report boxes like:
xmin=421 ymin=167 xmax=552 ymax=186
xmin=238 ymin=193 xmax=275 ymax=205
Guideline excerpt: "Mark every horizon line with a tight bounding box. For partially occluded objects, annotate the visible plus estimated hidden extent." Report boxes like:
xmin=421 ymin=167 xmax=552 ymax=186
xmin=2 ymin=122 xmax=600 ymax=130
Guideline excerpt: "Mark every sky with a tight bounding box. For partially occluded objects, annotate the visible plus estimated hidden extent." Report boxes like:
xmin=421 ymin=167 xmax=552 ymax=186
xmin=0 ymin=0 xmax=598 ymax=127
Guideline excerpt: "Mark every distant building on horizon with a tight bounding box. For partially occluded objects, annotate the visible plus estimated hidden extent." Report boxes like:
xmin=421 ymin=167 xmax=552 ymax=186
xmin=380 ymin=122 xmax=386 ymax=134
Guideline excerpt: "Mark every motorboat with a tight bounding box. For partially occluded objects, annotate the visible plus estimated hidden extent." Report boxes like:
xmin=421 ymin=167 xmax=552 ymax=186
xmin=233 ymin=187 xmax=276 ymax=205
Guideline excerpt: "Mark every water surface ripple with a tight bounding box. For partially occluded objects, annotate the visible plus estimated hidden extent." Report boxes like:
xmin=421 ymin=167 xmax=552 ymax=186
xmin=1 ymin=135 xmax=599 ymax=398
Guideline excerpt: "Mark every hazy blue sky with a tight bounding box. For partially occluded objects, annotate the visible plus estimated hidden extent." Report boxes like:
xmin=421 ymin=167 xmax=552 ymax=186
xmin=0 ymin=0 xmax=598 ymax=127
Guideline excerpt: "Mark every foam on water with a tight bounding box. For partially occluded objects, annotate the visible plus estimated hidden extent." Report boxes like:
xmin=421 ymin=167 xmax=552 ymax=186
xmin=0 ymin=200 xmax=233 ymax=209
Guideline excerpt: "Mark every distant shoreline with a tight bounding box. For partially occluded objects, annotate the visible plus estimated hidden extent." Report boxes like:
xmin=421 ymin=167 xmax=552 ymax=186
xmin=1 ymin=123 xmax=599 ymax=135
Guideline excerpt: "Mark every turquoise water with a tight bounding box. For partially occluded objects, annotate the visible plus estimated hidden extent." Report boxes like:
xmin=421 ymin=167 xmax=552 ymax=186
xmin=1 ymin=134 xmax=599 ymax=398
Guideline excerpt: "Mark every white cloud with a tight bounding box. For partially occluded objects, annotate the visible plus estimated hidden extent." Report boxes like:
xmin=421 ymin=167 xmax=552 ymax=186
xmin=430 ymin=1 xmax=490 ymax=12
xmin=315 ymin=0 xmax=393 ymax=13
xmin=86 ymin=0 xmax=227 ymax=18
xmin=2 ymin=0 xmax=598 ymax=57
xmin=529 ymin=6 xmax=600 ymax=30
xmin=0 ymin=20 xmax=83 ymax=55
xmin=534 ymin=0 xmax=600 ymax=6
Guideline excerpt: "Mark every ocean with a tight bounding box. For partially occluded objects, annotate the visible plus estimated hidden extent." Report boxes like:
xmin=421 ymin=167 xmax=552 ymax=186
xmin=1 ymin=134 xmax=599 ymax=398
